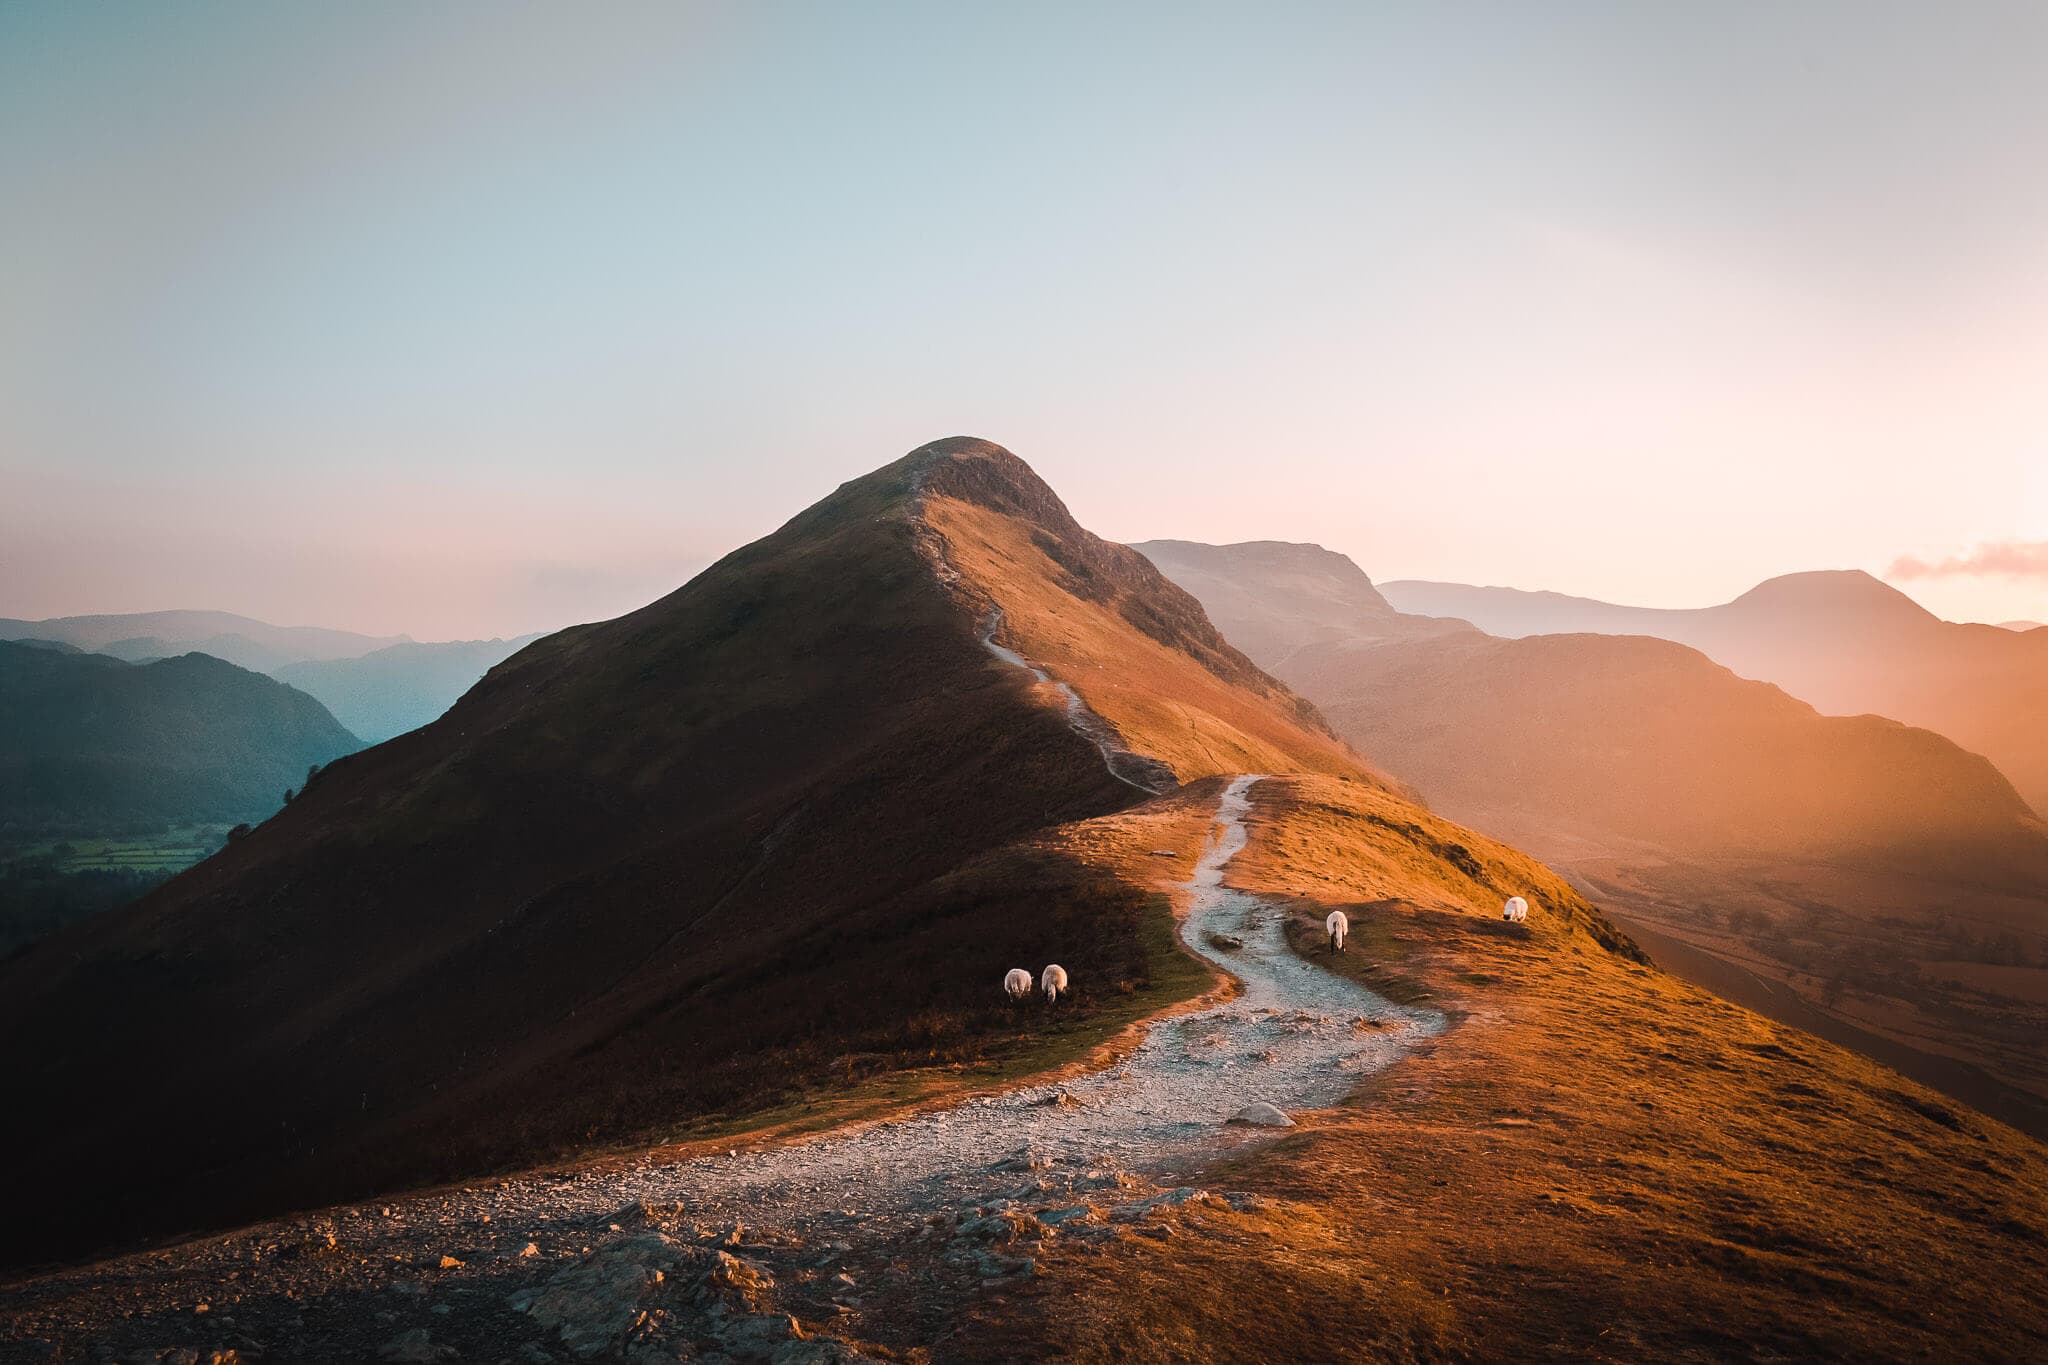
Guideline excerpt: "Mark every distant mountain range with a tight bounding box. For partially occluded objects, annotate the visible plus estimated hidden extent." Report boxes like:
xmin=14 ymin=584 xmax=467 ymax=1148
xmin=1140 ymin=543 xmax=2046 ymax=872
xmin=1 ymin=612 xmax=559 ymax=747
xmin=0 ymin=640 xmax=361 ymax=833
xmin=274 ymin=635 xmax=547 ymax=742
xmin=1379 ymin=573 xmax=2048 ymax=815
xmin=0 ymin=610 xmax=406 ymax=673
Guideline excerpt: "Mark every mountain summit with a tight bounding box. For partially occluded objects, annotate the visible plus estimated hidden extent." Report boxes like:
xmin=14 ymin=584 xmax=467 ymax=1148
xmin=1726 ymin=568 xmax=1937 ymax=622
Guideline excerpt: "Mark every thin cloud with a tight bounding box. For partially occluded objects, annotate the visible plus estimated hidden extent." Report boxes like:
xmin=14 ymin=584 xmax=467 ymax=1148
xmin=1888 ymin=542 xmax=2048 ymax=580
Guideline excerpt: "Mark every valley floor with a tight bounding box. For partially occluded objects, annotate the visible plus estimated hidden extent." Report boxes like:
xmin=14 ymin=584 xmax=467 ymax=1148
xmin=1570 ymin=855 xmax=2048 ymax=1138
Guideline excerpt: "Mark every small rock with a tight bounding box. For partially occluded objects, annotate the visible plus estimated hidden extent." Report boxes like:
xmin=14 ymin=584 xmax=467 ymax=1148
xmin=991 ymin=1151 xmax=1054 ymax=1172
xmin=720 ymin=1312 xmax=802 ymax=1355
xmin=379 ymin=1327 xmax=456 ymax=1363
xmin=954 ymin=1210 xmax=1046 ymax=1245
xmin=527 ymin=1234 xmax=776 ymax=1359
xmin=770 ymin=1339 xmax=882 ymax=1364
xmin=1110 ymin=1187 xmax=1212 ymax=1222
xmin=1227 ymin=1102 xmax=1294 ymax=1128
xmin=1035 ymin=1205 xmax=1095 ymax=1227
xmin=607 ymin=1200 xmax=686 ymax=1232
xmin=971 ymin=1250 xmax=1023 ymax=1278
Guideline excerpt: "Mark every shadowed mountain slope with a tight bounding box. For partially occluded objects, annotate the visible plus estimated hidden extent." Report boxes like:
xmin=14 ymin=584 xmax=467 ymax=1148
xmin=0 ymin=641 xmax=361 ymax=833
xmin=0 ymin=439 xmax=1379 ymax=1266
xmin=1383 ymin=571 xmax=2048 ymax=815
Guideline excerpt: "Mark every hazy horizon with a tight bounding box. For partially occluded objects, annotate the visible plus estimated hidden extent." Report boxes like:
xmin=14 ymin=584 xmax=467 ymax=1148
xmin=7 ymin=2 xmax=2048 ymax=638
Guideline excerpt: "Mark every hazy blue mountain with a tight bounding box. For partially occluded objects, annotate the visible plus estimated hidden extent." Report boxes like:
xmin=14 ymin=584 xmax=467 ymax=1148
xmin=0 ymin=640 xmax=361 ymax=833
xmin=275 ymin=633 xmax=549 ymax=742
xmin=0 ymin=610 xmax=404 ymax=670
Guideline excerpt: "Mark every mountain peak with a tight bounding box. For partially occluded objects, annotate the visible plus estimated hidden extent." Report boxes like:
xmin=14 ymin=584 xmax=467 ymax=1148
xmin=907 ymin=436 xmax=1084 ymax=534
xmin=1729 ymin=569 xmax=1936 ymax=622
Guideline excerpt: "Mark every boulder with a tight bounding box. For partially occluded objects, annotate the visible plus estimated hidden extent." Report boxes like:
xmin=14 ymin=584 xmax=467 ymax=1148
xmin=1228 ymin=1102 xmax=1294 ymax=1128
xmin=378 ymin=1328 xmax=455 ymax=1363
xmin=770 ymin=1340 xmax=882 ymax=1365
xmin=608 ymin=1200 xmax=686 ymax=1232
xmin=1109 ymin=1187 xmax=1212 ymax=1223
xmin=524 ymin=1233 xmax=777 ymax=1360
xmin=954 ymin=1210 xmax=1045 ymax=1245
xmin=719 ymin=1312 xmax=803 ymax=1358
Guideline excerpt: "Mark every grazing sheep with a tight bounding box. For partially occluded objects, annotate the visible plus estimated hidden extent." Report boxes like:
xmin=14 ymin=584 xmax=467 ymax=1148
xmin=1325 ymin=910 xmax=1348 ymax=952
xmin=1004 ymin=968 xmax=1034 ymax=1001
xmin=1503 ymin=896 xmax=1528 ymax=923
xmin=1040 ymin=963 xmax=1069 ymax=1004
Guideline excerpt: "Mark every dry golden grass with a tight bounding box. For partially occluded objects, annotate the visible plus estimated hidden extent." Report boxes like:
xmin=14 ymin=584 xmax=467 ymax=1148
xmin=961 ymin=776 xmax=2048 ymax=1361
xmin=925 ymin=495 xmax=1363 ymax=784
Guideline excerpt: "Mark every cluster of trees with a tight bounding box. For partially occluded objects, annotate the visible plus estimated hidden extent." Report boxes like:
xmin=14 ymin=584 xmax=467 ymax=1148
xmin=0 ymin=860 xmax=170 ymax=956
xmin=1940 ymin=928 xmax=2033 ymax=968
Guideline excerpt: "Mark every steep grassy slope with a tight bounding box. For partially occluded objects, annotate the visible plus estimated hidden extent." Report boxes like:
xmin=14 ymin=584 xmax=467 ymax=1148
xmin=0 ymin=439 xmax=1359 ymax=1267
xmin=0 ymin=640 xmax=361 ymax=833
xmin=274 ymin=633 xmax=549 ymax=742
xmin=1384 ymin=571 xmax=2048 ymax=816
xmin=961 ymin=776 xmax=2048 ymax=1362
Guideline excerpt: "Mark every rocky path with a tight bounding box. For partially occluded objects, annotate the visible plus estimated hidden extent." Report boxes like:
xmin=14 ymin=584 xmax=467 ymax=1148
xmin=2 ymin=778 xmax=1442 ymax=1364
xmin=976 ymin=610 xmax=1174 ymax=794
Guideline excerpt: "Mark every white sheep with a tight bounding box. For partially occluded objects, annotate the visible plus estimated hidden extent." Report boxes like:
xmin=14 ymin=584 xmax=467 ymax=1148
xmin=1325 ymin=910 xmax=1348 ymax=953
xmin=1503 ymin=896 xmax=1528 ymax=923
xmin=1040 ymin=963 xmax=1069 ymax=1004
xmin=1003 ymin=968 xmax=1034 ymax=1001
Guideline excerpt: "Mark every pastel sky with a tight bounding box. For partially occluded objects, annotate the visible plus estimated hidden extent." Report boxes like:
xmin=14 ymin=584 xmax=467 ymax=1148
xmin=4 ymin=1 xmax=2046 ymax=639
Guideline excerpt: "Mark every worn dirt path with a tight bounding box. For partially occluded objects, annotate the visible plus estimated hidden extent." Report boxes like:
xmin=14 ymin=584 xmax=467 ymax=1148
xmin=1 ymin=778 xmax=1442 ymax=1363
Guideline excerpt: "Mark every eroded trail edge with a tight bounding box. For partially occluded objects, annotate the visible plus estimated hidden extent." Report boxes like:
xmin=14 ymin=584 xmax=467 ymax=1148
xmin=3 ymin=778 xmax=1444 ymax=1362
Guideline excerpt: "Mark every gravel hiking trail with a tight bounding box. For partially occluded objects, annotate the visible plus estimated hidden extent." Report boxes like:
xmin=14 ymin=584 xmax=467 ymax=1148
xmin=976 ymin=608 xmax=1174 ymax=795
xmin=1 ymin=778 xmax=1443 ymax=1362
